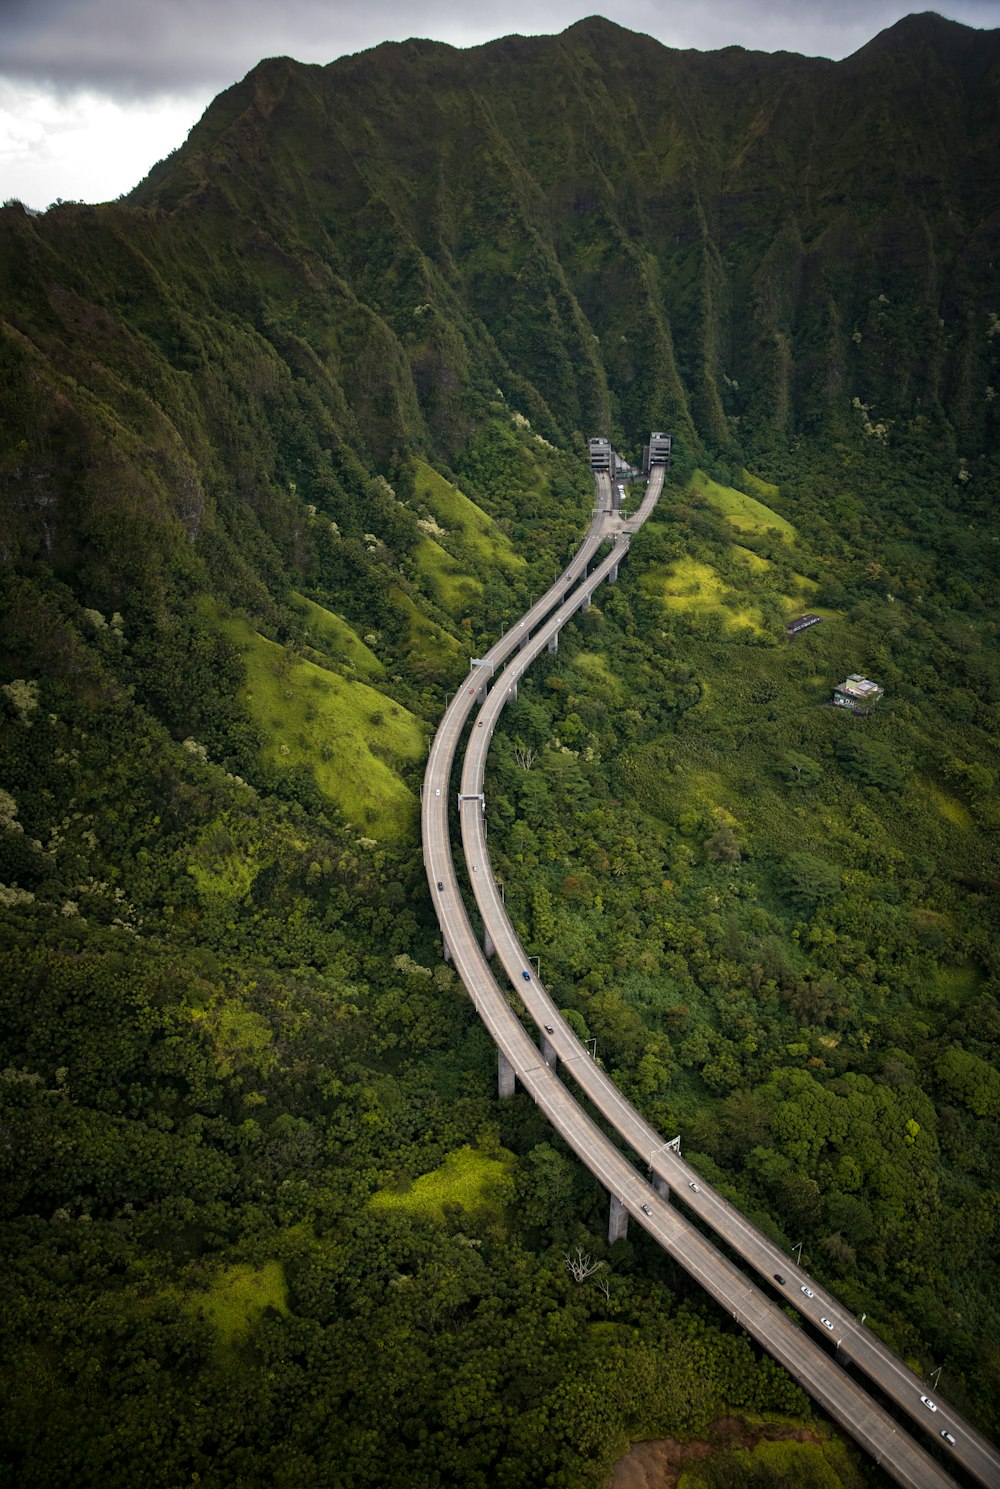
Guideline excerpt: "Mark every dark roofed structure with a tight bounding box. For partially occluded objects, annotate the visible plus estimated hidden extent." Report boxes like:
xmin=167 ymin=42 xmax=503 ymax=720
xmin=785 ymin=613 xmax=822 ymax=637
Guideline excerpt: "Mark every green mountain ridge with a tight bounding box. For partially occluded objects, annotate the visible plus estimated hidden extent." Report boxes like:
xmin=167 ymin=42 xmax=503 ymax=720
xmin=129 ymin=10 xmax=999 ymax=452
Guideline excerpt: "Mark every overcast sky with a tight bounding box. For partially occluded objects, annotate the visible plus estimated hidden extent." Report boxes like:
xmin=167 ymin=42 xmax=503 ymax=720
xmin=2 ymin=0 xmax=999 ymax=211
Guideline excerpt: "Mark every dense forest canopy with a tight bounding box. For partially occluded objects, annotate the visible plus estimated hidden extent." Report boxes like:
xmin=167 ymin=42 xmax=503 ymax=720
xmin=1 ymin=12 xmax=998 ymax=1488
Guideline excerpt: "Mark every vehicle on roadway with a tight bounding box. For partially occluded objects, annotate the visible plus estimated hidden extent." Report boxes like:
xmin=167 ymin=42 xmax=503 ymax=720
xmin=921 ymin=1396 xmax=938 ymax=1412
xmin=521 ymin=970 xmax=531 ymax=981
xmin=941 ymin=1430 xmax=956 ymax=1445
xmin=436 ymin=881 xmax=444 ymax=891
xmin=773 ymin=1275 xmax=785 ymax=1285
xmin=801 ymin=1286 xmax=815 ymax=1299
xmin=641 ymin=1204 xmax=652 ymax=1217
xmin=544 ymin=1024 xmax=554 ymax=1034
xmin=689 ymin=1182 xmax=700 ymax=1193
xmin=821 ymin=1318 xmax=834 ymax=1331
xmin=435 ymin=788 xmax=440 ymax=795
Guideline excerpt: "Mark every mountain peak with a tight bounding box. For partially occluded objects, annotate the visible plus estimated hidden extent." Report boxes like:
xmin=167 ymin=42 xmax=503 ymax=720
xmin=847 ymin=10 xmax=998 ymax=64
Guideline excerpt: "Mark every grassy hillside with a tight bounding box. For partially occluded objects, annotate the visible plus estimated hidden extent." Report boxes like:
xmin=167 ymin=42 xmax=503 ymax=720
xmin=222 ymin=612 xmax=426 ymax=841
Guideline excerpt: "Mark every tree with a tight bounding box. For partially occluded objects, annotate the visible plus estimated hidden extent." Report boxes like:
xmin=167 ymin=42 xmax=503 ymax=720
xmin=564 ymin=1247 xmax=606 ymax=1284
xmin=517 ymin=1142 xmax=577 ymax=1229
xmin=705 ymin=825 xmax=741 ymax=863
xmin=782 ymin=852 xmax=841 ymax=910
xmin=513 ymin=740 xmax=537 ymax=771
xmin=835 ymin=735 xmax=905 ymax=792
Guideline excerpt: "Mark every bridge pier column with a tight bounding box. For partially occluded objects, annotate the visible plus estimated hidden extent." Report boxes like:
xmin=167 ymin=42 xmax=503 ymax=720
xmin=507 ymin=681 xmax=517 ymax=701
xmin=498 ymin=1050 xmax=515 ymax=1099
xmin=580 ymin=593 xmax=591 ymax=612
xmin=652 ymin=1173 xmax=670 ymax=1201
xmin=608 ymin=562 xmax=619 ymax=584
xmin=608 ymin=1194 xmax=629 ymax=1244
xmin=483 ymin=925 xmax=495 ymax=959
xmin=442 ymin=939 xmax=452 ymax=963
xmin=540 ymin=1032 xmax=557 ymax=1068
xmin=548 ymin=632 xmax=558 ymax=654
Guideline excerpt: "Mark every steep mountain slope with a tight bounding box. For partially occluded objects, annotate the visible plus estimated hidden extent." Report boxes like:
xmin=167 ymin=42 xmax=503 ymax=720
xmin=2 ymin=12 xmax=997 ymax=633
xmin=131 ymin=12 xmax=999 ymax=452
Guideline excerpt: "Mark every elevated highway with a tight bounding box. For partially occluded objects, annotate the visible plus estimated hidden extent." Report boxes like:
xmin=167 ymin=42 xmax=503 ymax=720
xmin=422 ymin=461 xmax=996 ymax=1489
xmin=458 ymin=577 xmax=1000 ymax=1489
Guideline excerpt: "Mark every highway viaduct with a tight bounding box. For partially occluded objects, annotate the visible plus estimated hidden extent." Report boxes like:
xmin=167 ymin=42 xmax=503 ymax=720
xmin=421 ymin=450 xmax=999 ymax=1489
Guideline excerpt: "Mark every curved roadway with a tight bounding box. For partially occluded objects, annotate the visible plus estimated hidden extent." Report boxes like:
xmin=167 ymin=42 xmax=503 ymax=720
xmin=457 ymin=543 xmax=1000 ymax=1488
xmin=422 ymin=466 xmax=996 ymax=1489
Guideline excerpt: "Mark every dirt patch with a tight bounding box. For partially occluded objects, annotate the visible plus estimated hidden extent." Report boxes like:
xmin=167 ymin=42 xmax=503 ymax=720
xmin=608 ymin=1418 xmax=824 ymax=1489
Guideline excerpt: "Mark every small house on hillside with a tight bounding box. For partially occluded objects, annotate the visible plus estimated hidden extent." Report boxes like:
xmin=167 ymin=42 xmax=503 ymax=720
xmin=785 ymin=613 xmax=822 ymax=638
xmin=833 ymin=674 xmax=883 ymax=713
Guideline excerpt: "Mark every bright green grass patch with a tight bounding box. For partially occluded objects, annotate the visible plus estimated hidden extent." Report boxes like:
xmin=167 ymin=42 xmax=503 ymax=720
xmin=741 ymin=467 xmax=781 ymax=500
xmin=732 ymin=547 xmax=820 ymax=611
xmin=193 ymin=1261 xmax=289 ymax=1348
xmin=369 ymin=1144 xmax=515 ymax=1224
xmin=922 ymin=778 xmax=974 ymax=829
xmin=290 ymin=592 xmax=384 ymax=679
xmin=642 ymin=557 xmax=769 ymax=636
xmin=413 ymin=458 xmax=525 ymax=572
xmin=734 ymin=545 xmax=773 ymax=574
xmin=224 ymin=616 xmax=426 ymax=840
xmin=414 ymin=534 xmax=484 ymax=613
xmin=690 ymin=468 xmax=796 ymax=538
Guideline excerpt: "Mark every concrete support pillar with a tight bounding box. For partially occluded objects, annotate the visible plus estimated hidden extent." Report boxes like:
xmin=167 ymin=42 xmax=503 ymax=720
xmin=483 ymin=925 xmax=495 ymax=959
xmin=540 ymin=1032 xmax=557 ymax=1068
xmin=580 ymin=592 xmax=591 ymax=613
xmin=498 ymin=1050 xmax=515 ymax=1099
xmin=608 ymin=1194 xmax=629 ymax=1245
xmin=652 ymin=1173 xmax=670 ymax=1201
xmin=507 ymin=681 xmax=517 ymax=701
xmin=443 ymin=939 xmax=452 ymax=963
xmin=608 ymin=562 xmax=619 ymax=584
xmin=548 ymin=632 xmax=558 ymax=654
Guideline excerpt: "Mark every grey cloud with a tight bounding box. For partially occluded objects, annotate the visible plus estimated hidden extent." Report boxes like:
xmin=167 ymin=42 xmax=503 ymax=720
xmin=2 ymin=0 xmax=999 ymax=99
